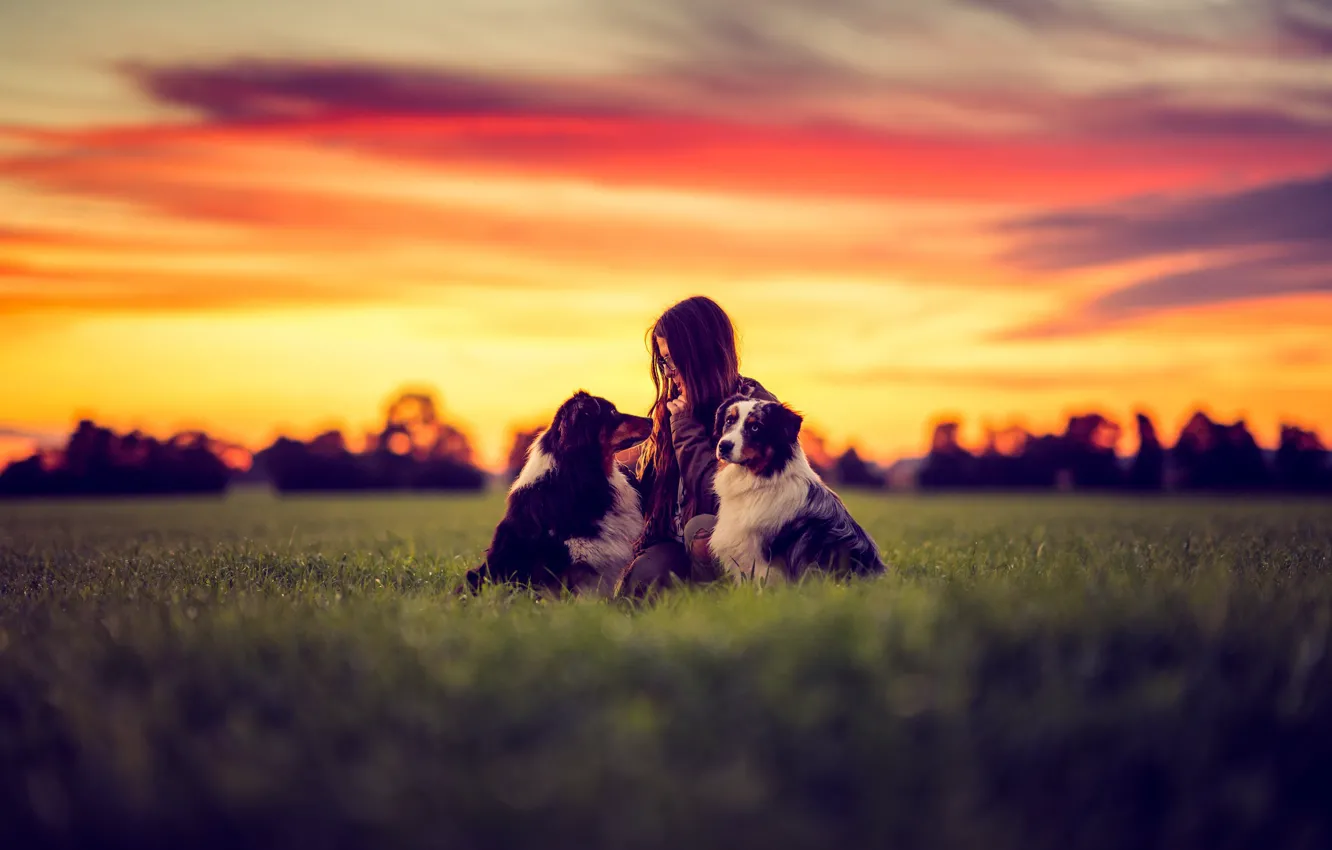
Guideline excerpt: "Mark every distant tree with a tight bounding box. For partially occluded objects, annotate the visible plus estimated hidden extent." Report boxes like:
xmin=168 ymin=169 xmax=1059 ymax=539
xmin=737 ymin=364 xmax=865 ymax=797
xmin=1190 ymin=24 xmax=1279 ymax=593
xmin=832 ymin=447 xmax=886 ymax=488
xmin=1171 ymin=411 xmax=1269 ymax=492
xmin=383 ymin=391 xmax=477 ymax=465
xmin=977 ymin=425 xmax=1044 ymax=488
xmin=1010 ymin=431 xmax=1062 ymax=489
xmin=257 ymin=432 xmax=366 ymax=492
xmin=918 ymin=421 xmax=976 ymax=489
xmin=1062 ymin=413 xmax=1123 ymax=489
xmin=1128 ymin=412 xmax=1165 ymax=491
xmin=1275 ymin=424 xmax=1330 ymax=492
xmin=254 ymin=389 xmax=487 ymax=494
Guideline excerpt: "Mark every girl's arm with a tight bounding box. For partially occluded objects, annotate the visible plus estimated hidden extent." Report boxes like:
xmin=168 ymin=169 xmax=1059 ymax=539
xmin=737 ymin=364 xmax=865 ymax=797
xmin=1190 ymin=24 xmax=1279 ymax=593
xmin=669 ymin=408 xmax=722 ymax=517
xmin=669 ymin=378 xmax=779 ymax=518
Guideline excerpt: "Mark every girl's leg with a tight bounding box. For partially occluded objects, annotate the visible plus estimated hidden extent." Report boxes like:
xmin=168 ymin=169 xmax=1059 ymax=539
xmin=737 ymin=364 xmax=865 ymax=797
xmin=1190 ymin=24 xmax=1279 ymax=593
xmin=683 ymin=514 xmax=723 ymax=583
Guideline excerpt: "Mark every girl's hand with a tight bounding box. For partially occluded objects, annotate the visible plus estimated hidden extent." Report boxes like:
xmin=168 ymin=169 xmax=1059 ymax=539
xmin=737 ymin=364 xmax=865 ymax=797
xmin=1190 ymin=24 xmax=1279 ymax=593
xmin=666 ymin=384 xmax=689 ymax=416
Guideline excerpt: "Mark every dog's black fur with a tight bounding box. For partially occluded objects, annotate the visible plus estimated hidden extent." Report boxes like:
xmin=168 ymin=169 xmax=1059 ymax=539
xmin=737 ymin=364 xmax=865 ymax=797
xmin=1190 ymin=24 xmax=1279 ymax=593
xmin=465 ymin=391 xmax=651 ymax=596
xmin=765 ymin=481 xmax=885 ymax=577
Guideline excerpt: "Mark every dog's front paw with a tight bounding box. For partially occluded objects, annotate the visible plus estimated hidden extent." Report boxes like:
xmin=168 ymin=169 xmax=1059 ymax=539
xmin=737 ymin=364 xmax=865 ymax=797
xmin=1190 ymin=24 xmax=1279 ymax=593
xmin=458 ymin=563 xmax=488 ymax=595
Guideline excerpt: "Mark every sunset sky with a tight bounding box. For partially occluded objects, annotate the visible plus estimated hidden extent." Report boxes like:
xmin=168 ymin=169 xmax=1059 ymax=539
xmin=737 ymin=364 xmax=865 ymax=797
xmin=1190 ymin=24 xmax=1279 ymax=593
xmin=2 ymin=0 xmax=1331 ymax=471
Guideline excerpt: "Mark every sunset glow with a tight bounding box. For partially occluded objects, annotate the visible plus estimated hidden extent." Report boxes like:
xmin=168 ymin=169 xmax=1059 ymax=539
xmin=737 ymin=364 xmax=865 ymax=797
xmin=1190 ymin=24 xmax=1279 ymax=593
xmin=3 ymin=0 xmax=1331 ymax=470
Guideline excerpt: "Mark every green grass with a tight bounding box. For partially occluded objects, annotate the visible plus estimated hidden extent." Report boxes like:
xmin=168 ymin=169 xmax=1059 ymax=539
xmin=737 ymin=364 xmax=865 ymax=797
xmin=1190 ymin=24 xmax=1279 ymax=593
xmin=3 ymin=490 xmax=1332 ymax=849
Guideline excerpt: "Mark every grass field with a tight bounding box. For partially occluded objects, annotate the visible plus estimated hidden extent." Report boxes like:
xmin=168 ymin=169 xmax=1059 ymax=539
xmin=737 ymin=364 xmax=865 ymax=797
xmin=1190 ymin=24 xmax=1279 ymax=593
xmin=3 ymin=489 xmax=1332 ymax=849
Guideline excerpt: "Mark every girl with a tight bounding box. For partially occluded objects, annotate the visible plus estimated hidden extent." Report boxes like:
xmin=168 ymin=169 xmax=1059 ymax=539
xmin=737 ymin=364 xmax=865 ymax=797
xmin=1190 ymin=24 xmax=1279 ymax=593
xmin=615 ymin=296 xmax=777 ymax=597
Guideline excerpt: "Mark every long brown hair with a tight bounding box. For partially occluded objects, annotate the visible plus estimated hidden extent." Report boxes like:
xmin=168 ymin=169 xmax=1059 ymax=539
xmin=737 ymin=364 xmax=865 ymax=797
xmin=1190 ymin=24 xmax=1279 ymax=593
xmin=636 ymin=296 xmax=741 ymax=546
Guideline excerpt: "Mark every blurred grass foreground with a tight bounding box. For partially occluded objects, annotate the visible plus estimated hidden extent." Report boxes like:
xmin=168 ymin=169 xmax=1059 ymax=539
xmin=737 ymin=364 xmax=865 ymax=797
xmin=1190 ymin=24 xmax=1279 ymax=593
xmin=2 ymin=490 xmax=1332 ymax=849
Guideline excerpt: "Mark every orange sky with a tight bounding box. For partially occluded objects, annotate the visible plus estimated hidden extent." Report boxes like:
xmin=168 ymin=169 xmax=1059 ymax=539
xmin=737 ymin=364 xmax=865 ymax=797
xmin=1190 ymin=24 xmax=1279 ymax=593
xmin=2 ymin=0 xmax=1331 ymax=471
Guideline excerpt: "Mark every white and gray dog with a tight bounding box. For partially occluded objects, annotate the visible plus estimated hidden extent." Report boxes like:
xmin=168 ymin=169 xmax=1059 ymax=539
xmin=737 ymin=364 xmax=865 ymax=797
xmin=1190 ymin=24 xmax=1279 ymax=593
xmin=708 ymin=395 xmax=886 ymax=584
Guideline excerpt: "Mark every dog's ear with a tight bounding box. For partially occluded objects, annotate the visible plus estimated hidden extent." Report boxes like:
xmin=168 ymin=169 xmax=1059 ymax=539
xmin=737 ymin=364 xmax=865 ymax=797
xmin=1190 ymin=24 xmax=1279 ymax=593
xmin=713 ymin=402 xmax=732 ymax=441
xmin=713 ymin=394 xmax=745 ymax=439
xmin=771 ymin=403 xmax=803 ymax=446
xmin=541 ymin=419 xmax=561 ymax=453
xmin=549 ymin=391 xmax=595 ymax=452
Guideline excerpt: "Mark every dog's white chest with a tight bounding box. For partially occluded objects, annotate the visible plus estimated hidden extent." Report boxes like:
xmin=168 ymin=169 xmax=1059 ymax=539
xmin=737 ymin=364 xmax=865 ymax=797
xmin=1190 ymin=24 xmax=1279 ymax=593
xmin=565 ymin=468 xmax=642 ymax=578
xmin=709 ymin=463 xmax=810 ymax=585
xmin=709 ymin=517 xmax=777 ymax=583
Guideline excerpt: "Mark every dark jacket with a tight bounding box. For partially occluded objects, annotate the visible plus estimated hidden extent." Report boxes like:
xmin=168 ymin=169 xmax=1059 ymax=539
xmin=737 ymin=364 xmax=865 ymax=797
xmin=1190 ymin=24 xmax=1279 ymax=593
xmin=669 ymin=375 xmax=778 ymax=528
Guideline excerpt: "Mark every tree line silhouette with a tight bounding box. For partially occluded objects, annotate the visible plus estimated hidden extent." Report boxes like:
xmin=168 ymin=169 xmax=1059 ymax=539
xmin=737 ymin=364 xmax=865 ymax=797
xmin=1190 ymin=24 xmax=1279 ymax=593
xmin=0 ymin=390 xmax=485 ymax=498
xmin=916 ymin=410 xmax=1331 ymax=494
xmin=0 ymin=421 xmax=240 ymax=498
xmin=2 ymin=395 xmax=1328 ymax=498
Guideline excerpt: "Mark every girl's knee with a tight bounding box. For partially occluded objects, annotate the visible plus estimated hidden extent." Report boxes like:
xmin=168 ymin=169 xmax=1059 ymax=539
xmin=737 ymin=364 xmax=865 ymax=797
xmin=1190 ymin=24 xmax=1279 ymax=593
xmin=683 ymin=513 xmax=716 ymax=543
xmin=684 ymin=514 xmax=722 ymax=582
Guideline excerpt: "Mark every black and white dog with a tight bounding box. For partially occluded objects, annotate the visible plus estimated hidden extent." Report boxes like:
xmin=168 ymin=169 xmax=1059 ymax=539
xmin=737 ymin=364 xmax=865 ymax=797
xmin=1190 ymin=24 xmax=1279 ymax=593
xmin=466 ymin=391 xmax=652 ymax=598
xmin=709 ymin=396 xmax=886 ymax=584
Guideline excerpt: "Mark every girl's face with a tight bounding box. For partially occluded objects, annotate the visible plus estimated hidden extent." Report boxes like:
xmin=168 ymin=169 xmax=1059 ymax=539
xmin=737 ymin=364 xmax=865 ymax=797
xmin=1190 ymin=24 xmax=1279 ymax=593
xmin=655 ymin=335 xmax=681 ymax=394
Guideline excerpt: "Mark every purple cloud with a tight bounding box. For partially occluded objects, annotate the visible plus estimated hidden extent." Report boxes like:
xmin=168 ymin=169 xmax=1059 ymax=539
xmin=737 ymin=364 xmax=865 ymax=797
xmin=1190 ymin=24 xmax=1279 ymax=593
xmin=963 ymin=0 xmax=1332 ymax=55
xmin=1002 ymin=171 xmax=1332 ymax=270
xmin=997 ymin=253 xmax=1332 ymax=340
xmin=995 ymin=170 xmax=1332 ymax=337
xmin=1001 ymin=254 xmax=1332 ymax=339
xmin=1080 ymin=90 xmax=1332 ymax=138
xmin=1270 ymin=0 xmax=1332 ymax=53
xmin=123 ymin=61 xmax=645 ymax=123
xmin=120 ymin=40 xmax=1332 ymax=140
xmin=1091 ymin=252 xmax=1332 ymax=313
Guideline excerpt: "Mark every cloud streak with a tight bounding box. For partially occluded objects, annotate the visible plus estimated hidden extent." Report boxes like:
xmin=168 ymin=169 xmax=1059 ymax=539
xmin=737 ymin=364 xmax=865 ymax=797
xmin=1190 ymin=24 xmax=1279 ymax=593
xmin=997 ymin=169 xmax=1332 ymax=336
xmin=1004 ymin=256 xmax=1332 ymax=340
xmin=120 ymin=51 xmax=1332 ymax=142
xmin=961 ymin=0 xmax=1332 ymax=56
xmin=1003 ymin=170 xmax=1332 ymax=269
xmin=819 ymin=362 xmax=1192 ymax=393
xmin=124 ymin=61 xmax=647 ymax=124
